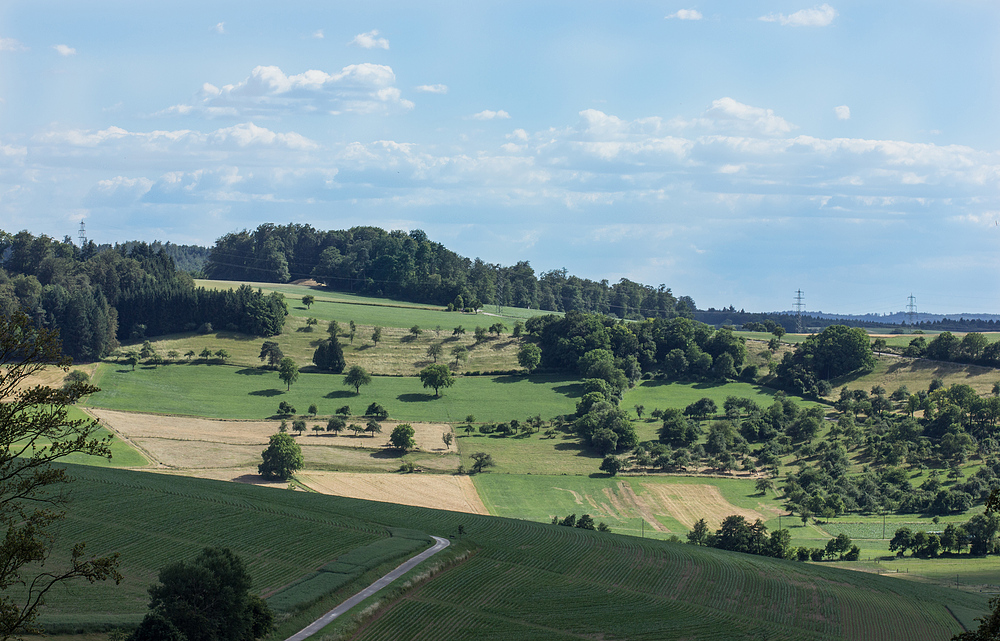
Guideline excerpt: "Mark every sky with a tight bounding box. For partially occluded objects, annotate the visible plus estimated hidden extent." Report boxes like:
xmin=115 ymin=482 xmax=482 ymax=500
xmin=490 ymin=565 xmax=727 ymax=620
xmin=1 ymin=1 xmax=999 ymax=315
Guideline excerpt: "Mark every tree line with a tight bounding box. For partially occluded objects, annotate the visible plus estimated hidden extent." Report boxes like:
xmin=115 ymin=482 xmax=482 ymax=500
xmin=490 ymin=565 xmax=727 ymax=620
xmin=0 ymin=230 xmax=287 ymax=361
xmin=204 ymin=223 xmax=688 ymax=319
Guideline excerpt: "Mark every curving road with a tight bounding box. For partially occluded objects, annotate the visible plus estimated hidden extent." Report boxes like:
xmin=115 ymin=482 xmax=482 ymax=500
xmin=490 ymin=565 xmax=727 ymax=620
xmin=284 ymin=535 xmax=451 ymax=641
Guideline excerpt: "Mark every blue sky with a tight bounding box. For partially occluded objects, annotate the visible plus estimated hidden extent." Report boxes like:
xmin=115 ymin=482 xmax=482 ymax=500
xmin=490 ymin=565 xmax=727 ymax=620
xmin=2 ymin=1 xmax=999 ymax=314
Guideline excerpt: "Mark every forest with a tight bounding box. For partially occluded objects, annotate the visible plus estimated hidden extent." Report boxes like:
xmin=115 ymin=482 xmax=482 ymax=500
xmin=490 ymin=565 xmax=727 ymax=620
xmin=0 ymin=230 xmax=286 ymax=361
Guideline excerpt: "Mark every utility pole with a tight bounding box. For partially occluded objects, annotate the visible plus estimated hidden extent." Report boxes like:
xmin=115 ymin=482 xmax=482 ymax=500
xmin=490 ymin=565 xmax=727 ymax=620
xmin=794 ymin=290 xmax=805 ymax=333
xmin=494 ymin=266 xmax=506 ymax=316
xmin=906 ymin=294 xmax=917 ymax=326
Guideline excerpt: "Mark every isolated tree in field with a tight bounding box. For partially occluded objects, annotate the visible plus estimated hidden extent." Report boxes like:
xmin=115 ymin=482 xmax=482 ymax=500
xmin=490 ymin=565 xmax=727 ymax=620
xmin=371 ymin=326 xmax=382 ymax=346
xmin=326 ymin=416 xmax=346 ymax=436
xmin=305 ymin=317 xmax=318 ymax=331
xmin=0 ymin=312 xmax=122 ymax=638
xmin=278 ymin=357 xmax=299 ymax=390
xmin=687 ymin=518 xmax=710 ymax=545
xmin=167 ymin=350 xmax=180 ymax=362
xmin=409 ymin=325 xmax=422 ymax=339
xmin=390 ymin=423 xmax=416 ymax=450
xmin=258 ymin=432 xmax=303 ymax=480
xmin=302 ymin=294 xmax=315 ymax=309
xmin=470 ymin=451 xmax=495 ymax=473
xmin=442 ymin=432 xmax=453 ymax=449
xmin=259 ymin=340 xmax=283 ymax=369
xmin=420 ymin=363 xmax=455 ymax=397
xmin=344 ymin=365 xmax=372 ymax=394
xmin=292 ymin=419 xmax=306 ymax=436
xmin=600 ymin=455 xmax=626 ymax=476
xmin=755 ymin=477 xmax=775 ymax=495
xmin=140 ymin=340 xmax=156 ymax=360
xmin=215 ymin=349 xmax=230 ymax=364
xmin=184 ymin=349 xmax=196 ymax=360
xmin=308 ymin=403 xmax=318 ymax=416
xmin=125 ymin=350 xmax=140 ymax=370
xmin=349 ymin=423 xmax=364 ymax=437
xmin=199 ymin=347 xmax=213 ymax=362
xmin=452 ymin=325 xmax=466 ymax=338
xmin=336 ymin=405 xmax=351 ymax=417
xmin=872 ymin=337 xmax=887 ymax=356
xmin=327 ymin=320 xmax=340 ymax=338
xmin=452 ymin=345 xmax=469 ymax=366
xmin=517 ymin=343 xmax=541 ymax=373
xmin=365 ymin=419 xmax=382 ymax=438
xmin=474 ymin=326 xmax=487 ymax=344
xmin=684 ymin=397 xmax=717 ymax=421
xmin=489 ymin=322 xmax=506 ymax=337
xmin=634 ymin=404 xmax=644 ymax=419
xmin=138 ymin=547 xmax=274 ymax=641
xmin=365 ymin=402 xmax=389 ymax=420
xmin=312 ymin=338 xmax=345 ymax=372
xmin=349 ymin=320 xmax=357 ymax=343
xmin=426 ymin=343 xmax=444 ymax=362
xmin=277 ymin=401 xmax=295 ymax=416
xmin=771 ymin=326 xmax=786 ymax=341
xmin=512 ymin=321 xmax=524 ymax=338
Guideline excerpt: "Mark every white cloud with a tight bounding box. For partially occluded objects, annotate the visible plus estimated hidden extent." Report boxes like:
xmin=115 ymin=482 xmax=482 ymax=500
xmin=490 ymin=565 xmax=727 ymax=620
xmin=0 ymin=37 xmax=27 ymax=52
xmin=312 ymin=29 xmax=324 ymax=39
xmin=705 ymin=97 xmax=796 ymax=135
xmin=162 ymin=64 xmax=414 ymax=117
xmin=213 ymin=22 xmax=226 ymax=35
xmin=84 ymin=176 xmax=153 ymax=207
xmin=760 ymin=4 xmax=837 ymax=27
xmin=415 ymin=84 xmax=448 ymax=94
xmin=350 ymin=29 xmax=389 ymax=50
xmin=666 ymin=9 xmax=703 ymax=20
xmin=834 ymin=105 xmax=850 ymax=120
xmin=53 ymin=44 xmax=77 ymax=56
xmin=471 ymin=109 xmax=511 ymax=120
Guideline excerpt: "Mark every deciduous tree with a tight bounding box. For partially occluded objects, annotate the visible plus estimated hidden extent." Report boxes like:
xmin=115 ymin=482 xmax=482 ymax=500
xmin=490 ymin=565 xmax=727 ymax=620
xmin=420 ymin=363 xmax=455 ymax=397
xmin=258 ymin=432 xmax=302 ymax=480
xmin=344 ymin=365 xmax=372 ymax=394
xmin=0 ymin=312 xmax=122 ymax=639
xmin=278 ymin=357 xmax=299 ymax=390
xmin=390 ymin=424 xmax=416 ymax=450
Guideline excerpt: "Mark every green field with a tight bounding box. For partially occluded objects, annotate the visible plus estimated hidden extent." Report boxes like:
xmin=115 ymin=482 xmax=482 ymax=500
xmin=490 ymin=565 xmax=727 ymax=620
xmin=195 ymin=279 xmax=556 ymax=328
xmin=51 ymin=407 xmax=148 ymax=468
xmin=34 ymin=465 xmax=988 ymax=640
xmin=87 ymin=364 xmax=581 ymax=423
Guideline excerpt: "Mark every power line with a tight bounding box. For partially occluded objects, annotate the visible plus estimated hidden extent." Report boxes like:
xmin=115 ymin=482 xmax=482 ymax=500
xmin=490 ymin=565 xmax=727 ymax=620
xmin=794 ymin=290 xmax=804 ymax=333
xmin=906 ymin=294 xmax=917 ymax=325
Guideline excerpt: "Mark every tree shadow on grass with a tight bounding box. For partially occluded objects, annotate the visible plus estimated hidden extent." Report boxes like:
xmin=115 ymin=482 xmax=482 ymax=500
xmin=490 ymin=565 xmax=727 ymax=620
xmin=116 ymin=369 xmax=134 ymax=374
xmin=552 ymin=384 xmax=583 ymax=398
xmin=324 ymin=390 xmax=355 ymax=399
xmin=370 ymin=448 xmax=404 ymax=459
xmin=235 ymin=368 xmax=269 ymax=376
xmin=249 ymin=389 xmax=284 ymax=397
xmin=397 ymin=393 xmax=438 ymax=402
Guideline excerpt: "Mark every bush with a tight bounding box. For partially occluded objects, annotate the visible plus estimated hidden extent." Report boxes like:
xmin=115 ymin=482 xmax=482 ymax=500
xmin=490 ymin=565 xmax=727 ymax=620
xmin=197 ymin=322 xmax=213 ymax=334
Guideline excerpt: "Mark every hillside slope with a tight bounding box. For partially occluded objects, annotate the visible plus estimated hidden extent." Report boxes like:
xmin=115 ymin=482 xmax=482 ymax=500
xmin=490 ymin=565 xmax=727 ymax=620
xmin=34 ymin=465 xmax=985 ymax=640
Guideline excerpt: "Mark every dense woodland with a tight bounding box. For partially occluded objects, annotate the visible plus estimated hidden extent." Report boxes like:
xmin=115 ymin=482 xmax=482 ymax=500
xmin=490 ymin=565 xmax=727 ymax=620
xmin=0 ymin=230 xmax=286 ymax=361
xmin=205 ymin=223 xmax=689 ymax=319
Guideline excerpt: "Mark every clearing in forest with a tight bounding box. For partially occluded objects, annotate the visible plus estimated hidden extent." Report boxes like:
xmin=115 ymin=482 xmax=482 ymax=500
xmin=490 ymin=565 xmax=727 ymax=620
xmin=640 ymin=483 xmax=765 ymax=530
xmin=297 ymin=471 xmax=489 ymax=515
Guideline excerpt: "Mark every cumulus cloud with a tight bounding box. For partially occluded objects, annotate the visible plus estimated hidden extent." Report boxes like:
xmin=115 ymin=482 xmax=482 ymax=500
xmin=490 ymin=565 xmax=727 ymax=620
xmin=84 ymin=176 xmax=153 ymax=207
xmin=0 ymin=37 xmax=27 ymax=52
xmin=351 ymin=29 xmax=389 ymax=50
xmin=705 ymin=97 xmax=796 ymax=135
xmin=666 ymin=9 xmax=703 ymax=20
xmin=214 ymin=22 xmax=226 ymax=34
xmin=53 ymin=44 xmax=76 ymax=56
xmin=760 ymin=4 xmax=837 ymax=27
xmin=161 ymin=64 xmax=414 ymax=117
xmin=415 ymin=84 xmax=448 ymax=94
xmin=312 ymin=29 xmax=324 ymax=39
xmin=835 ymin=105 xmax=850 ymax=120
xmin=471 ymin=109 xmax=511 ymax=120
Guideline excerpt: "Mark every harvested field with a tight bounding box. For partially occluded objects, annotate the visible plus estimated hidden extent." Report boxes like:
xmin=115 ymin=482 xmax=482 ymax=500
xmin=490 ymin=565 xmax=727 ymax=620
xmin=296 ymin=471 xmax=488 ymax=515
xmin=90 ymin=410 xmax=458 ymax=472
xmin=641 ymin=483 xmax=764 ymax=530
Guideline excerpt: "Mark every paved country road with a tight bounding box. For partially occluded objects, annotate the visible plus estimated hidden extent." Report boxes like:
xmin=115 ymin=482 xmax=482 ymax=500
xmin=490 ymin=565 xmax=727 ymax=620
xmin=284 ymin=535 xmax=451 ymax=641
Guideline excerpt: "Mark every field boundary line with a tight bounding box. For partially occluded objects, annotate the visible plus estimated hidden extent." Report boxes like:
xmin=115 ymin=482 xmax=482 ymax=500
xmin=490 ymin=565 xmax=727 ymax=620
xmin=284 ymin=535 xmax=450 ymax=641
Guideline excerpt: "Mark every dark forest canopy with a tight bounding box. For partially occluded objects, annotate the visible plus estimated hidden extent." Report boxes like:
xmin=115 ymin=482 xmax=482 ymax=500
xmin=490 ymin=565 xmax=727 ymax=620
xmin=204 ymin=223 xmax=688 ymax=319
xmin=0 ymin=230 xmax=286 ymax=361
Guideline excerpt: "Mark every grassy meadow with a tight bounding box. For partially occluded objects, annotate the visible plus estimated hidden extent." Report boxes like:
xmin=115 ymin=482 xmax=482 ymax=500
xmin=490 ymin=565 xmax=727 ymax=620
xmin=87 ymin=364 xmax=582 ymax=423
xmin=34 ymin=464 xmax=987 ymax=641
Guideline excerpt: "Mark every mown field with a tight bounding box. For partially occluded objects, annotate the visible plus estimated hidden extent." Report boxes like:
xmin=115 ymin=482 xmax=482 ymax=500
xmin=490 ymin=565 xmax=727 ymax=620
xmin=86 ymin=365 xmax=581 ymax=423
xmin=35 ymin=465 xmax=987 ymax=641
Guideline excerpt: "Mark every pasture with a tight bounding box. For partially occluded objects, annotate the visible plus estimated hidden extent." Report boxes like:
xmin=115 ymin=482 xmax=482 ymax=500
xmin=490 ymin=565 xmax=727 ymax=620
xmin=86 ymin=364 xmax=582 ymax=423
xmin=33 ymin=465 xmax=987 ymax=640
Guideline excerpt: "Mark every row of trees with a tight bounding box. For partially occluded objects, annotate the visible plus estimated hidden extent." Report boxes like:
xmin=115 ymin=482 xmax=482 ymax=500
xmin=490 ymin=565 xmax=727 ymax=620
xmin=686 ymin=516 xmax=860 ymax=562
xmin=204 ymin=223 xmax=691 ymax=319
xmin=890 ymin=513 xmax=1000 ymax=558
xmin=901 ymin=331 xmax=1000 ymax=368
